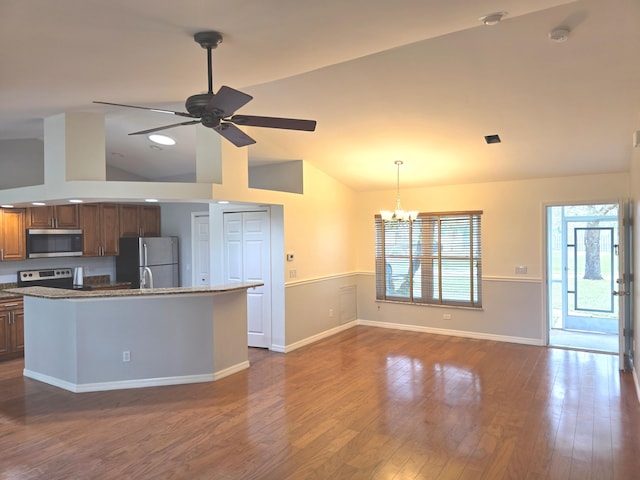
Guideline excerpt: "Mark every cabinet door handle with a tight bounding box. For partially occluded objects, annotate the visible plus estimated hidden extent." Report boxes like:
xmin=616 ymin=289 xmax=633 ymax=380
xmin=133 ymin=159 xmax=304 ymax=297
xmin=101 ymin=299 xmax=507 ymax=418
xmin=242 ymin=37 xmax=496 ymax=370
xmin=3 ymin=303 xmax=19 ymax=307
xmin=0 ymin=248 xmax=3 ymax=261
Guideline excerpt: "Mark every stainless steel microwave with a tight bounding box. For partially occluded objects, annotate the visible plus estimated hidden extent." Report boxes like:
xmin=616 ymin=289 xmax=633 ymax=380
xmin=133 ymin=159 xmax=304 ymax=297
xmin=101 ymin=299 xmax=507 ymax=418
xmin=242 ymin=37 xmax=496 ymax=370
xmin=26 ymin=229 xmax=83 ymax=258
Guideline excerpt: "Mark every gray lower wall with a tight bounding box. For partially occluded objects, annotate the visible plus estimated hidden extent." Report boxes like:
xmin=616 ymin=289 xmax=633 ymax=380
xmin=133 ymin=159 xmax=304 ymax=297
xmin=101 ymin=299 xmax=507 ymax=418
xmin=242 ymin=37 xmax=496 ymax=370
xmin=25 ymin=295 xmax=215 ymax=385
xmin=284 ymin=274 xmax=359 ymax=346
xmin=357 ymin=273 xmax=543 ymax=343
xmin=284 ymin=273 xmax=544 ymax=348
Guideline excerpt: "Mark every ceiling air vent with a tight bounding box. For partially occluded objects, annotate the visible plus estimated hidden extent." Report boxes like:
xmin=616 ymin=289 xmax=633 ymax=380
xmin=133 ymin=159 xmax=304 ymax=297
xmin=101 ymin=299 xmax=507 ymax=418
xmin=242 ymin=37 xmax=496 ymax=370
xmin=484 ymin=134 xmax=501 ymax=144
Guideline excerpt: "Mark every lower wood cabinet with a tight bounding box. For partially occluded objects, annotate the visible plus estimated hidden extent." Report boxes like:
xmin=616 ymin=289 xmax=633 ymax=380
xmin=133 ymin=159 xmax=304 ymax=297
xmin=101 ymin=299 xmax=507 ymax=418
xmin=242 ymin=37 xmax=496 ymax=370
xmin=0 ymin=297 xmax=24 ymax=361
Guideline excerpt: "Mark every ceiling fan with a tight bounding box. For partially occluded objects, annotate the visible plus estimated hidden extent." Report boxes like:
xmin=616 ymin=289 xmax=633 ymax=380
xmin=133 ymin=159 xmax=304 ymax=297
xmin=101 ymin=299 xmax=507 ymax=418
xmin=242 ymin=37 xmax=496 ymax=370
xmin=94 ymin=31 xmax=316 ymax=147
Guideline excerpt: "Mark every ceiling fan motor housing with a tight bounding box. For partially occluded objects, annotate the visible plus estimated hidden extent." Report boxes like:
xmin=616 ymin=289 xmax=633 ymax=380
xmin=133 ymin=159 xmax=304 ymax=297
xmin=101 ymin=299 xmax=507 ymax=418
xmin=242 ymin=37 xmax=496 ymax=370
xmin=185 ymin=93 xmax=215 ymax=116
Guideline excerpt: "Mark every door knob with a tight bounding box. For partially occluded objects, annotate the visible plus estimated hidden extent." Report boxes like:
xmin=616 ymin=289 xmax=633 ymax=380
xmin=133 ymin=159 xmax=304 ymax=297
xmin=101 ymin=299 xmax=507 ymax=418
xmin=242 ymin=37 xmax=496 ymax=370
xmin=612 ymin=290 xmax=630 ymax=296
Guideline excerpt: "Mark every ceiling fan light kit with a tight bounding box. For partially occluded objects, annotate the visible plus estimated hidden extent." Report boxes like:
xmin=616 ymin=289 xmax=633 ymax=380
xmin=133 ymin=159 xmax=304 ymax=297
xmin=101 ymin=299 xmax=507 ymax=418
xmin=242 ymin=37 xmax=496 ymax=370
xmin=94 ymin=31 xmax=316 ymax=147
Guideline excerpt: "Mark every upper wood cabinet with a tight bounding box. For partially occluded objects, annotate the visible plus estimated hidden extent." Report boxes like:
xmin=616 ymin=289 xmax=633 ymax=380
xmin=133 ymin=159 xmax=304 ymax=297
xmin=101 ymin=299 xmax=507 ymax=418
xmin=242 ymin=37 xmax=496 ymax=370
xmin=0 ymin=208 xmax=26 ymax=262
xmin=27 ymin=204 xmax=79 ymax=229
xmin=119 ymin=205 xmax=160 ymax=237
xmin=80 ymin=203 xmax=120 ymax=256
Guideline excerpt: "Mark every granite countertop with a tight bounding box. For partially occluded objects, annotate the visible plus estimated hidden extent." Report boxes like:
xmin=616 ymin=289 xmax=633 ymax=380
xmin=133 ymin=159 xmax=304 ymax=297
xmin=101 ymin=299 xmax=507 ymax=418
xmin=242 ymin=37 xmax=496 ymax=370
xmin=0 ymin=276 xmax=129 ymax=299
xmin=0 ymin=291 xmax=22 ymax=300
xmin=2 ymin=282 xmax=264 ymax=300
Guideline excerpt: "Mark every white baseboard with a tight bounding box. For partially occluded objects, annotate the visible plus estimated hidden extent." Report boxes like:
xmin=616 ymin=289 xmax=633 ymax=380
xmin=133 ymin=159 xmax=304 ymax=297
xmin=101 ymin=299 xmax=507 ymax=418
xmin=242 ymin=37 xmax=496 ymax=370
xmin=213 ymin=361 xmax=250 ymax=381
xmin=24 ymin=362 xmax=250 ymax=393
xmin=274 ymin=319 xmax=543 ymax=354
xmin=357 ymin=319 xmax=545 ymax=346
xmin=274 ymin=320 xmax=358 ymax=353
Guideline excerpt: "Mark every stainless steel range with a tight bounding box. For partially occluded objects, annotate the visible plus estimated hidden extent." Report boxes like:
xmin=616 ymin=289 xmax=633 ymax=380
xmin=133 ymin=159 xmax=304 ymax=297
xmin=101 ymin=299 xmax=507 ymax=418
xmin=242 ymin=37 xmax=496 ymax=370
xmin=17 ymin=268 xmax=90 ymax=290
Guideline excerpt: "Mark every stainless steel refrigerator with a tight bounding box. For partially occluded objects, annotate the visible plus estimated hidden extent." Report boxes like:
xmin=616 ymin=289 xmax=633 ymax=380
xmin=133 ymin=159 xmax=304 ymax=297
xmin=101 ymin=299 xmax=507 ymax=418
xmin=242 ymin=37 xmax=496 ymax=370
xmin=116 ymin=237 xmax=180 ymax=288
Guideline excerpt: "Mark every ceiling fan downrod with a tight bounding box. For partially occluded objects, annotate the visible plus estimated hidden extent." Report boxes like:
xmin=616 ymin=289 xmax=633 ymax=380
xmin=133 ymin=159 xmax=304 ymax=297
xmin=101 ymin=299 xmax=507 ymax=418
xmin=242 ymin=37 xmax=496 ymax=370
xmin=194 ymin=31 xmax=223 ymax=95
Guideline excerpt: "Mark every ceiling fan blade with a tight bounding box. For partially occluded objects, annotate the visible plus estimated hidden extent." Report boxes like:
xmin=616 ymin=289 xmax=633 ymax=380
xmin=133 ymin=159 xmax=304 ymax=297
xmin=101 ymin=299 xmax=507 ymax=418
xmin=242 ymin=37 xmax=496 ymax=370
xmin=214 ymin=122 xmax=256 ymax=147
xmin=129 ymin=120 xmax=201 ymax=136
xmin=94 ymin=101 xmax=195 ymax=118
xmin=229 ymin=115 xmax=317 ymax=131
xmin=207 ymin=86 xmax=253 ymax=117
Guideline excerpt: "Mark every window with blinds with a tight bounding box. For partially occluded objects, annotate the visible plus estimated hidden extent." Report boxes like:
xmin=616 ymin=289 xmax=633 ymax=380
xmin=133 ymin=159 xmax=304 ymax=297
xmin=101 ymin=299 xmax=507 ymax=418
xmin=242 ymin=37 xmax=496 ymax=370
xmin=375 ymin=211 xmax=482 ymax=308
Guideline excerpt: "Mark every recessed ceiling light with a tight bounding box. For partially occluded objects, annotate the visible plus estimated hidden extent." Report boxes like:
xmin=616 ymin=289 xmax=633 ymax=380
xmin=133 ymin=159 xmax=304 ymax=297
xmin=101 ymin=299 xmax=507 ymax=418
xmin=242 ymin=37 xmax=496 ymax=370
xmin=149 ymin=134 xmax=176 ymax=146
xmin=1 ymin=204 xmax=14 ymax=208
xmin=69 ymin=199 xmax=83 ymax=203
xmin=217 ymin=200 xmax=230 ymax=204
xmin=484 ymin=134 xmax=502 ymax=144
xmin=145 ymin=198 xmax=159 ymax=203
xmin=32 ymin=202 xmax=46 ymax=206
xmin=480 ymin=11 xmax=507 ymax=26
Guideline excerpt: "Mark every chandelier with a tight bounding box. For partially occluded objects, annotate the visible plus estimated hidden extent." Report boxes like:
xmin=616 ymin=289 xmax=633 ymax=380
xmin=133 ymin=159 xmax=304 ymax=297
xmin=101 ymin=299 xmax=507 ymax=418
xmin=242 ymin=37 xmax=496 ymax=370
xmin=380 ymin=160 xmax=418 ymax=222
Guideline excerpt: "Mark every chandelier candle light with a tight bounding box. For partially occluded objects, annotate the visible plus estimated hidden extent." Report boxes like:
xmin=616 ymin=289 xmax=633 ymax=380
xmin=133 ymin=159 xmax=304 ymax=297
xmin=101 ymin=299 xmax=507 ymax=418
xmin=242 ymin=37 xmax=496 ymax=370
xmin=380 ymin=160 xmax=419 ymax=222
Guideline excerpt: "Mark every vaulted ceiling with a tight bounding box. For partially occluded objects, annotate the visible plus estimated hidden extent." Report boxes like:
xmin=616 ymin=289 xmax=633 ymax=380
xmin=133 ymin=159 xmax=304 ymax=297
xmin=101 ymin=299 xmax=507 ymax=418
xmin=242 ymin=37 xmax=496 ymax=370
xmin=1 ymin=0 xmax=639 ymax=191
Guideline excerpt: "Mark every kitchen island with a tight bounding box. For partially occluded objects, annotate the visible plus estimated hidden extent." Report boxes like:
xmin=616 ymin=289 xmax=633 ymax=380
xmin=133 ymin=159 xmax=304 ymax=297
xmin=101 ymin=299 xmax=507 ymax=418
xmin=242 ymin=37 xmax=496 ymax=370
xmin=3 ymin=284 xmax=262 ymax=393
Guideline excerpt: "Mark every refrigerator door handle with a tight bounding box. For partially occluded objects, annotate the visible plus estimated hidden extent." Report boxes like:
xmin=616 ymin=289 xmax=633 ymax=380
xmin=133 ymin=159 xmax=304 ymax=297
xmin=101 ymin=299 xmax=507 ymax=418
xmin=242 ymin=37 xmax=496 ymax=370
xmin=142 ymin=266 xmax=154 ymax=289
xmin=143 ymin=243 xmax=148 ymax=266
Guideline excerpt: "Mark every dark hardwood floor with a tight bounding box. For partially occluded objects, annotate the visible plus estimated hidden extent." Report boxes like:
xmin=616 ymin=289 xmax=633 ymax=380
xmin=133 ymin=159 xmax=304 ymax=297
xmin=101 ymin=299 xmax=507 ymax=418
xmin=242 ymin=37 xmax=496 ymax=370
xmin=1 ymin=326 xmax=639 ymax=479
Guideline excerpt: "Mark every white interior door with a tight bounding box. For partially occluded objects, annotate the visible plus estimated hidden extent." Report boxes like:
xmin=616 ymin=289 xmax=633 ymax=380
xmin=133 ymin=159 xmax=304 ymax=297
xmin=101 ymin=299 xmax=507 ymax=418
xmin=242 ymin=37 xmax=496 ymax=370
xmin=192 ymin=214 xmax=210 ymax=286
xmin=223 ymin=211 xmax=271 ymax=348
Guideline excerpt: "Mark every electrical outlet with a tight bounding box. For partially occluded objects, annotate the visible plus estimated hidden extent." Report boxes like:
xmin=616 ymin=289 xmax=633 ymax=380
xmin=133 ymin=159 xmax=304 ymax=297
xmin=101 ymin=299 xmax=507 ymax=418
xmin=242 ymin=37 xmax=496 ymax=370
xmin=122 ymin=350 xmax=131 ymax=362
xmin=289 ymin=269 xmax=297 ymax=278
xmin=443 ymin=313 xmax=452 ymax=320
xmin=329 ymin=308 xmax=334 ymax=317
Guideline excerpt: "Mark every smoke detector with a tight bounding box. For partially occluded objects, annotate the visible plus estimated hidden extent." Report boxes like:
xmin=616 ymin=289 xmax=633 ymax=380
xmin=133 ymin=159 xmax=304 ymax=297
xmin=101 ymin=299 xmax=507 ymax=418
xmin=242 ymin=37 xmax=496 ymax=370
xmin=480 ymin=12 xmax=507 ymax=26
xmin=549 ymin=27 xmax=570 ymax=42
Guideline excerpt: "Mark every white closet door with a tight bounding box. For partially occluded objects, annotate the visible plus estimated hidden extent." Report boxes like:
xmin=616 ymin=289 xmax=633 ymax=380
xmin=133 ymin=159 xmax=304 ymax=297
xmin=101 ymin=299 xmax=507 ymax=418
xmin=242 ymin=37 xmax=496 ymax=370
xmin=224 ymin=211 xmax=271 ymax=348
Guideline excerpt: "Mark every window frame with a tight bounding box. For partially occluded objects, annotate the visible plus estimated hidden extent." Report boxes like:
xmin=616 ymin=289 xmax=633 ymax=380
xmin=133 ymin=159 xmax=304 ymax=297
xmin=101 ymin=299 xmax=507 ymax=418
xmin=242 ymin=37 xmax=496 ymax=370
xmin=375 ymin=210 xmax=483 ymax=308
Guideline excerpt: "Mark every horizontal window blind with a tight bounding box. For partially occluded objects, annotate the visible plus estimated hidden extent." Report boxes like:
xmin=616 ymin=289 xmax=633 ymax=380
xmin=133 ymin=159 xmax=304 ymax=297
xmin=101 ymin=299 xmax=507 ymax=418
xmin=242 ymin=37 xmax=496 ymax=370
xmin=375 ymin=211 xmax=482 ymax=308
